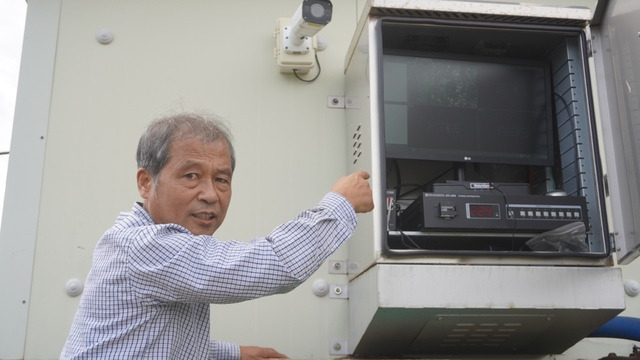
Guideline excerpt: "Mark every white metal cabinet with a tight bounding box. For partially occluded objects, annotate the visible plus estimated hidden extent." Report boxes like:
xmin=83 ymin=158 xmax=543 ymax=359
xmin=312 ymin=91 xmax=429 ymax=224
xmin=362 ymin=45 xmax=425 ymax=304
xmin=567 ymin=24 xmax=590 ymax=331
xmin=344 ymin=0 xmax=640 ymax=356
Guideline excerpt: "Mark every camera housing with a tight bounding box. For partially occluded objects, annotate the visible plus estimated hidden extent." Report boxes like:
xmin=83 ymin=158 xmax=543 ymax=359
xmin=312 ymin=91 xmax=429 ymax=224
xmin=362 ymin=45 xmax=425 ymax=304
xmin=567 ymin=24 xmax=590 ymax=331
xmin=289 ymin=0 xmax=332 ymax=47
xmin=275 ymin=0 xmax=333 ymax=73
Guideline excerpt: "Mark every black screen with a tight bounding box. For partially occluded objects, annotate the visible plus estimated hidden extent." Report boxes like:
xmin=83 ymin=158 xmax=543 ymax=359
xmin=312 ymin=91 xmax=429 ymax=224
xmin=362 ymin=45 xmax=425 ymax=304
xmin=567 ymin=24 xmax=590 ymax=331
xmin=383 ymin=54 xmax=554 ymax=166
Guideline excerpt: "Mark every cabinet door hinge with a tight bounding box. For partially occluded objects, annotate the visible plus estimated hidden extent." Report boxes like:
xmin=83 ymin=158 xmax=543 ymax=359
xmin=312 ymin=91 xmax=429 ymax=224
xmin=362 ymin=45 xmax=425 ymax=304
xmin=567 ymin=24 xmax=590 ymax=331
xmin=610 ymin=232 xmax=618 ymax=252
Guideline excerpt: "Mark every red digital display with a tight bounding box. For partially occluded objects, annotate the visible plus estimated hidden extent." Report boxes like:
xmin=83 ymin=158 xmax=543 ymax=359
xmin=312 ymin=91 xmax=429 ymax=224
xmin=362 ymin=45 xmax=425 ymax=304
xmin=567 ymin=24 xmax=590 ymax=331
xmin=468 ymin=204 xmax=499 ymax=218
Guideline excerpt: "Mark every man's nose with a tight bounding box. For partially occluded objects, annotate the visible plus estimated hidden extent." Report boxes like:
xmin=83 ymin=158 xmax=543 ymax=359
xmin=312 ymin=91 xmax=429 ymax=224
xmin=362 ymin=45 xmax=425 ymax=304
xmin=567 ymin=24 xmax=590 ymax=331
xmin=198 ymin=180 xmax=219 ymax=203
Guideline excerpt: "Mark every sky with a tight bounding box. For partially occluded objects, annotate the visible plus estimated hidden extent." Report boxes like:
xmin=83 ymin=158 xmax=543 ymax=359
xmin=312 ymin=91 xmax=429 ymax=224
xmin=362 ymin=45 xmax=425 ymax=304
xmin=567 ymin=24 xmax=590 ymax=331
xmin=0 ymin=0 xmax=28 ymax=228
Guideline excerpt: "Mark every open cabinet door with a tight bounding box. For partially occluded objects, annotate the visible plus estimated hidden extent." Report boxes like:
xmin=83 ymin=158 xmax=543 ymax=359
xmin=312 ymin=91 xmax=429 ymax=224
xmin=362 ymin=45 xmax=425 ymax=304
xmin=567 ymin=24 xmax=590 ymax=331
xmin=592 ymin=0 xmax=640 ymax=264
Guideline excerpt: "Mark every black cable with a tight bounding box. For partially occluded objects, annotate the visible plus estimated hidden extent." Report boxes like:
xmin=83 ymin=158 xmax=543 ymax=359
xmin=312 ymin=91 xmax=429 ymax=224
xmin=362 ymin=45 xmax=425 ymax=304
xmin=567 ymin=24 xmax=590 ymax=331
xmin=553 ymin=92 xmax=574 ymax=119
xmin=293 ymin=53 xmax=321 ymax=83
xmin=492 ymin=183 xmax=518 ymax=251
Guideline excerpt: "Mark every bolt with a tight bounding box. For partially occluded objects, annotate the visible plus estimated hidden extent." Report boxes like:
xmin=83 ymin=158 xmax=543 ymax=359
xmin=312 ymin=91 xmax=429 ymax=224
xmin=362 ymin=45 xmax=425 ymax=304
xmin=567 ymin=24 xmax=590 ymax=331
xmin=333 ymin=343 xmax=342 ymax=351
xmin=334 ymin=286 xmax=342 ymax=295
xmin=332 ymin=261 xmax=342 ymax=270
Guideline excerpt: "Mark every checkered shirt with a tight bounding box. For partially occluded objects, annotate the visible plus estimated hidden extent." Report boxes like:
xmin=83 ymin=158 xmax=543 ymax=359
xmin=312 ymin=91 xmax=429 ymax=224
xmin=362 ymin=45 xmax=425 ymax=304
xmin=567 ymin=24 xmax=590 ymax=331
xmin=60 ymin=192 xmax=356 ymax=359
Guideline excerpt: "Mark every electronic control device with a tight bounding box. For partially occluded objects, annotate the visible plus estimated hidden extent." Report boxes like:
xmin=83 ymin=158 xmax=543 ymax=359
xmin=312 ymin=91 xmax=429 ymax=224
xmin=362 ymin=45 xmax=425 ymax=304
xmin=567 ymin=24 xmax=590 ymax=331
xmin=401 ymin=191 xmax=588 ymax=233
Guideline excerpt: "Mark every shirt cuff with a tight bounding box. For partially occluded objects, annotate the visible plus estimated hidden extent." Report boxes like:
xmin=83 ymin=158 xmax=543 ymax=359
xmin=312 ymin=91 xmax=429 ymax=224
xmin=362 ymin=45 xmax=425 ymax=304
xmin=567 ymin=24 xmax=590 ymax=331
xmin=211 ymin=339 xmax=241 ymax=360
xmin=323 ymin=192 xmax=358 ymax=230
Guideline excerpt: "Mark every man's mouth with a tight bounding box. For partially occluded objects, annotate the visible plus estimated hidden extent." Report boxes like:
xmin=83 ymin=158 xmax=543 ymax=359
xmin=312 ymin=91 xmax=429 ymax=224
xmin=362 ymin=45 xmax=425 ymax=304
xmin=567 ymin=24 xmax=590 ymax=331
xmin=192 ymin=213 xmax=215 ymax=220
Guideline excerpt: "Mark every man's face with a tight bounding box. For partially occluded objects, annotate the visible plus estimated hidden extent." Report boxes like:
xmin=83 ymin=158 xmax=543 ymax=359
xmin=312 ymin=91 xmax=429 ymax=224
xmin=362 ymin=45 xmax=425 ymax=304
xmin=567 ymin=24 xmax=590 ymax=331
xmin=137 ymin=138 xmax=233 ymax=236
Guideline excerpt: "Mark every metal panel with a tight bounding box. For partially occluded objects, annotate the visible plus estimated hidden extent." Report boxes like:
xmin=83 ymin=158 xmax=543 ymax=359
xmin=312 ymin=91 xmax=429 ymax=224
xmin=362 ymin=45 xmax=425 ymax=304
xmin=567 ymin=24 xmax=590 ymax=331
xmin=0 ymin=0 xmax=62 ymax=358
xmin=10 ymin=0 xmax=359 ymax=358
xmin=591 ymin=0 xmax=640 ymax=263
xmin=349 ymin=264 xmax=625 ymax=355
xmin=345 ymin=18 xmax=385 ymax=279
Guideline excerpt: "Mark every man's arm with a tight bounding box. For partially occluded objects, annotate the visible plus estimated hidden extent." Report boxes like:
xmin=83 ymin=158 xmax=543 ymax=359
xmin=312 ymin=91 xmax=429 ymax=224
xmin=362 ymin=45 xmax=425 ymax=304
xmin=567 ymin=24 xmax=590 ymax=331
xmin=239 ymin=346 xmax=287 ymax=360
xmin=127 ymin=171 xmax=373 ymax=305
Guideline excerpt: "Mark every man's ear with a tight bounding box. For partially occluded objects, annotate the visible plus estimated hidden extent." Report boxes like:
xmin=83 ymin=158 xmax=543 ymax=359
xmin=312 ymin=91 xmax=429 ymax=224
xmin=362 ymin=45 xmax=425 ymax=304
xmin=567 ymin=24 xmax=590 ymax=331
xmin=137 ymin=168 xmax=153 ymax=200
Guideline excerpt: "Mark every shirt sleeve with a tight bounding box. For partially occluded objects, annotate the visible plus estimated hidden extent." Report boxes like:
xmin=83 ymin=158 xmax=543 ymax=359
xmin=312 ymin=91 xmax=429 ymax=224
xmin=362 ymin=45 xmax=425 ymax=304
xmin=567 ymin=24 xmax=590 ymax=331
xmin=127 ymin=192 xmax=357 ymax=304
xmin=210 ymin=339 xmax=240 ymax=360
xmin=266 ymin=192 xmax=357 ymax=280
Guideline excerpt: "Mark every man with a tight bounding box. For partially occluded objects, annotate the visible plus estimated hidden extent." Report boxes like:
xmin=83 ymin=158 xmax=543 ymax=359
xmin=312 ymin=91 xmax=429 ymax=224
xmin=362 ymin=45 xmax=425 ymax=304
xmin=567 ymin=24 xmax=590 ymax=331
xmin=61 ymin=111 xmax=374 ymax=359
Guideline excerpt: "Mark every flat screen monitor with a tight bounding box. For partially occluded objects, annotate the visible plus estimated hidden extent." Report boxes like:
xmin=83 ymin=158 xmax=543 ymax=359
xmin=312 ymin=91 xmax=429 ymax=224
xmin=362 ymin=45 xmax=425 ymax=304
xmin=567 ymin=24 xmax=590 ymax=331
xmin=382 ymin=53 xmax=554 ymax=166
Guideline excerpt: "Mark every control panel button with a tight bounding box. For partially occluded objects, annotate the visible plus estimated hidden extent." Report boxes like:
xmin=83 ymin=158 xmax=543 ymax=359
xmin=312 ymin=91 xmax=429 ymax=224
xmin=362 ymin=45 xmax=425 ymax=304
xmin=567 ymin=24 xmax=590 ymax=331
xmin=439 ymin=202 xmax=457 ymax=218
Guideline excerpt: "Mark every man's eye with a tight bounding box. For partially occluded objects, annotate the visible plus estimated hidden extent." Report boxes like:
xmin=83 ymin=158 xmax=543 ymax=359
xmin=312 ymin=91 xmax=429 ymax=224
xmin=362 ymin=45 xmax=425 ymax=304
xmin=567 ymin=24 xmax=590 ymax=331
xmin=216 ymin=178 xmax=230 ymax=184
xmin=185 ymin=173 xmax=198 ymax=179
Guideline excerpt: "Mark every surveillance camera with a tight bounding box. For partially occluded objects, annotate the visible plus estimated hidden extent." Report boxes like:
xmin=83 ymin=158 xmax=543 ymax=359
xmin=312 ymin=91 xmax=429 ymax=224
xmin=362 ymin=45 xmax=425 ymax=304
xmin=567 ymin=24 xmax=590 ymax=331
xmin=288 ymin=0 xmax=332 ymax=47
xmin=274 ymin=0 xmax=332 ymax=73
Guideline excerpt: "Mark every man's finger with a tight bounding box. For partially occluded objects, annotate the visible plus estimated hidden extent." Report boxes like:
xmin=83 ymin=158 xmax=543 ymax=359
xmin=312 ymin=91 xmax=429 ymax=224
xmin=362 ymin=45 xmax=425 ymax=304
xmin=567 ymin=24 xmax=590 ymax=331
xmin=355 ymin=170 xmax=370 ymax=180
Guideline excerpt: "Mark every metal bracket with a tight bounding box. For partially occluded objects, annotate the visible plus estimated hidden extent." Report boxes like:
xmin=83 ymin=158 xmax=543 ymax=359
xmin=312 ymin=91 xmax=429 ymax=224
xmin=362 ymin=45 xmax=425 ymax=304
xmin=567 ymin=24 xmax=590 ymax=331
xmin=329 ymin=283 xmax=348 ymax=299
xmin=330 ymin=339 xmax=348 ymax=355
xmin=345 ymin=96 xmax=361 ymax=109
xmin=328 ymin=260 xmax=347 ymax=274
xmin=327 ymin=95 xmax=345 ymax=108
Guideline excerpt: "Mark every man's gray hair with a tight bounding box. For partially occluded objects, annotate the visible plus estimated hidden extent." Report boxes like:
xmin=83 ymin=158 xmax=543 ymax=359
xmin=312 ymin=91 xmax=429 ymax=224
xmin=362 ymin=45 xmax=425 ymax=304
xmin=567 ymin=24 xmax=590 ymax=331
xmin=136 ymin=111 xmax=236 ymax=179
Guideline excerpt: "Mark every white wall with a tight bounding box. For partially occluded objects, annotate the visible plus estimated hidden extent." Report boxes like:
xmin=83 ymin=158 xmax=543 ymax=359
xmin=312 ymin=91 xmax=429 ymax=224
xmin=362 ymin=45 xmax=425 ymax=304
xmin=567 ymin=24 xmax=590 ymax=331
xmin=2 ymin=0 xmax=639 ymax=359
xmin=2 ymin=0 xmax=360 ymax=358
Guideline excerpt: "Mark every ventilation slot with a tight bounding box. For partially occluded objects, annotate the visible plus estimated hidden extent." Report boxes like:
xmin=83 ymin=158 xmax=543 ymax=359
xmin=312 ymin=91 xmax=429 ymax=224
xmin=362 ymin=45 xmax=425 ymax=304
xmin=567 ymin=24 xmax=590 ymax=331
xmin=352 ymin=124 xmax=363 ymax=165
xmin=410 ymin=314 xmax=556 ymax=354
